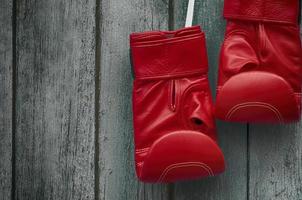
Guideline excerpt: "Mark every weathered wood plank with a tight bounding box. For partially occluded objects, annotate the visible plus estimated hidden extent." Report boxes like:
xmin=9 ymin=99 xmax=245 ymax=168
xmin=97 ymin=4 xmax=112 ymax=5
xmin=249 ymin=8 xmax=302 ymax=200
xmin=98 ymin=0 xmax=170 ymax=199
xmin=249 ymin=124 xmax=302 ymax=200
xmin=15 ymin=0 xmax=95 ymax=199
xmin=173 ymin=1 xmax=248 ymax=199
xmin=0 ymin=0 xmax=12 ymax=199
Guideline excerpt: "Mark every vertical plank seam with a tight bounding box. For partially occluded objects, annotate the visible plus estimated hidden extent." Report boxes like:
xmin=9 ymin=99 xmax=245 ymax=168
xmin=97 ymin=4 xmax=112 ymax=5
xmin=300 ymin=0 xmax=302 ymax=45
xmin=247 ymin=123 xmax=250 ymax=200
xmin=167 ymin=184 xmax=175 ymax=200
xmin=11 ymin=0 xmax=17 ymax=199
xmin=94 ymin=0 xmax=102 ymax=199
xmin=168 ymin=0 xmax=174 ymax=31
xmin=168 ymin=0 xmax=175 ymax=199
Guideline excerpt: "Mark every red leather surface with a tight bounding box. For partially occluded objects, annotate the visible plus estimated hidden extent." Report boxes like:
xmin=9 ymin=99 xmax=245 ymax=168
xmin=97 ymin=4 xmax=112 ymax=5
xmin=216 ymin=0 xmax=302 ymax=123
xmin=130 ymin=26 xmax=225 ymax=183
xmin=130 ymin=26 xmax=208 ymax=79
xmin=140 ymin=131 xmax=224 ymax=182
xmin=224 ymin=0 xmax=299 ymax=24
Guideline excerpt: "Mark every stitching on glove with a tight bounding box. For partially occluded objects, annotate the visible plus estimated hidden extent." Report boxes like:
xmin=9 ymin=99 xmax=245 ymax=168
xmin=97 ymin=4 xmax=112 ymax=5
xmin=136 ymin=148 xmax=149 ymax=153
xmin=136 ymin=70 xmax=206 ymax=80
xmin=131 ymin=35 xmax=204 ymax=47
xmin=157 ymin=162 xmax=214 ymax=182
xmin=226 ymin=102 xmax=283 ymax=122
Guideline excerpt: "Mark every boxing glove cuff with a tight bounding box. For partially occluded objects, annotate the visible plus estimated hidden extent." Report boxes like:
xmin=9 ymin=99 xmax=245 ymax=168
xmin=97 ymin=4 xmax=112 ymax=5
xmin=223 ymin=0 xmax=299 ymax=25
xmin=130 ymin=26 xmax=208 ymax=80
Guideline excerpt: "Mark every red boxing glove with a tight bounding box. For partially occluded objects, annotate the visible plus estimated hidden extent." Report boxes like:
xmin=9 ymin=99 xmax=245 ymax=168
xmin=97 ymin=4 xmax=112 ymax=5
xmin=130 ymin=26 xmax=225 ymax=183
xmin=216 ymin=0 xmax=302 ymax=123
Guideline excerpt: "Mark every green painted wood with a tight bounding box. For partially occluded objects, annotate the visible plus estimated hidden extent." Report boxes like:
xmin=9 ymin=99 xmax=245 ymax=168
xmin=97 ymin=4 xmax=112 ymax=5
xmin=15 ymin=0 xmax=96 ymax=199
xmin=0 ymin=0 xmax=12 ymax=199
xmin=98 ymin=1 xmax=170 ymax=200
xmin=248 ymin=7 xmax=302 ymax=200
xmin=172 ymin=1 xmax=248 ymax=199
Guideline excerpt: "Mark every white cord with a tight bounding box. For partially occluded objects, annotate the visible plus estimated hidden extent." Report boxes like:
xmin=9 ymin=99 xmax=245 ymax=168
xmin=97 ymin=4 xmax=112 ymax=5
xmin=185 ymin=0 xmax=195 ymax=27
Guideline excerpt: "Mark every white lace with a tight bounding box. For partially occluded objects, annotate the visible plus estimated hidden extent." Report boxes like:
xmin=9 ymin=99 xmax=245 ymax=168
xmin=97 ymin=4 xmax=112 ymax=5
xmin=185 ymin=0 xmax=195 ymax=27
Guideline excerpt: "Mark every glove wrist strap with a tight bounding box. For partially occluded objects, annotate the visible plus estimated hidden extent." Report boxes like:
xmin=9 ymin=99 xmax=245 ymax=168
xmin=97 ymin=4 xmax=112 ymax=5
xmin=130 ymin=26 xmax=208 ymax=80
xmin=223 ymin=0 xmax=300 ymax=25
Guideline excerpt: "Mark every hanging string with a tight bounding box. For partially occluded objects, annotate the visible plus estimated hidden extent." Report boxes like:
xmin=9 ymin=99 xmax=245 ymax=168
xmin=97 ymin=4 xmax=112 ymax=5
xmin=185 ymin=0 xmax=195 ymax=27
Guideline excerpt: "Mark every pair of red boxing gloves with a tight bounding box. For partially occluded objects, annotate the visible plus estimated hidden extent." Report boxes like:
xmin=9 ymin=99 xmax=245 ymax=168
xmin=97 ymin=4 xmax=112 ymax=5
xmin=129 ymin=0 xmax=302 ymax=183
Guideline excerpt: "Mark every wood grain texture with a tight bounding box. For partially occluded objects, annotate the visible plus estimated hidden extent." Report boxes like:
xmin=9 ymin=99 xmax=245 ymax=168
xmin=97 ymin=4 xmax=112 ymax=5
xmin=15 ymin=0 xmax=95 ymax=199
xmin=0 ymin=0 xmax=12 ymax=199
xmin=249 ymin=124 xmax=302 ymax=200
xmin=249 ymin=8 xmax=302 ymax=200
xmin=98 ymin=0 xmax=170 ymax=199
xmin=173 ymin=1 xmax=248 ymax=199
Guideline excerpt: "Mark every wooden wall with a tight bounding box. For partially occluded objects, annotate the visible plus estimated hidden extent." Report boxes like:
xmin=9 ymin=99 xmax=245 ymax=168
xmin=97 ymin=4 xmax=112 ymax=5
xmin=0 ymin=0 xmax=301 ymax=199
